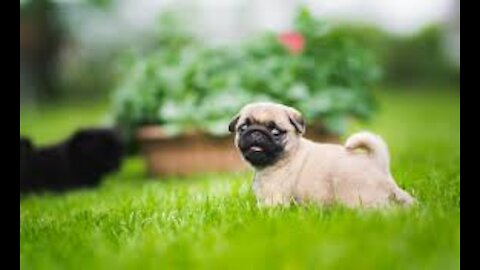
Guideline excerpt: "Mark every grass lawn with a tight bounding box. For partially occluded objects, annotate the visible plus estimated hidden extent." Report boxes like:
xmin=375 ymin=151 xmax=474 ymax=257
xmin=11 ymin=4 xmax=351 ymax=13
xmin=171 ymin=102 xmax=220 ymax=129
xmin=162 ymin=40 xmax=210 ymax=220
xmin=20 ymin=88 xmax=460 ymax=270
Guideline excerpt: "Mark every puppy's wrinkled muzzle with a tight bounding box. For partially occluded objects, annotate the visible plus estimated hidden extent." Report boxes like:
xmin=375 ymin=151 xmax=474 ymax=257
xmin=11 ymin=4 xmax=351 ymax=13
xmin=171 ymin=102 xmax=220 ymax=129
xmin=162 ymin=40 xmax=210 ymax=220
xmin=238 ymin=128 xmax=283 ymax=167
xmin=239 ymin=129 xmax=271 ymax=151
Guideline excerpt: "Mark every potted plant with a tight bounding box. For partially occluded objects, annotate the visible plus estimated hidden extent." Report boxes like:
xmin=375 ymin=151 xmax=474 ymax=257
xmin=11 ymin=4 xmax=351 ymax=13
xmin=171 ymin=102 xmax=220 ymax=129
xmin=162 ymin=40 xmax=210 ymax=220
xmin=110 ymin=8 xmax=381 ymax=177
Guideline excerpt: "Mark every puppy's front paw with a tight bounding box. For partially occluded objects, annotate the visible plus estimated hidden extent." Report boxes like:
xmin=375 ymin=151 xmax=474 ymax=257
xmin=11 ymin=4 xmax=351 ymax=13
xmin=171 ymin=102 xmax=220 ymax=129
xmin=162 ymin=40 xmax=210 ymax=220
xmin=258 ymin=196 xmax=295 ymax=207
xmin=258 ymin=195 xmax=291 ymax=207
xmin=391 ymin=188 xmax=417 ymax=206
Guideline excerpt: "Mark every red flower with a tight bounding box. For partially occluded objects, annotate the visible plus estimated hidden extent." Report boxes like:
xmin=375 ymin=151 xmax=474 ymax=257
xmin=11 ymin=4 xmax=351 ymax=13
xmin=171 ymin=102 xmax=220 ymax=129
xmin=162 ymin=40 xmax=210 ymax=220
xmin=278 ymin=32 xmax=305 ymax=55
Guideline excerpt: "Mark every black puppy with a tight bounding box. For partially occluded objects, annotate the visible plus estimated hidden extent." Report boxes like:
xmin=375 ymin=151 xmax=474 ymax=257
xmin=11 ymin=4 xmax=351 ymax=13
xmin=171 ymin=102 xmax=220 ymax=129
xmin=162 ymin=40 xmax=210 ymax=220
xmin=20 ymin=128 xmax=124 ymax=194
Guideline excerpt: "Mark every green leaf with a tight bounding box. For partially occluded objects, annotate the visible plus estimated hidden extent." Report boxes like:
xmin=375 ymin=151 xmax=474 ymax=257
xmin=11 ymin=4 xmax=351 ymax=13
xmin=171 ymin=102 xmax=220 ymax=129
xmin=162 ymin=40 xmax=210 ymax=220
xmin=110 ymin=7 xmax=381 ymax=142
xmin=322 ymin=115 xmax=348 ymax=135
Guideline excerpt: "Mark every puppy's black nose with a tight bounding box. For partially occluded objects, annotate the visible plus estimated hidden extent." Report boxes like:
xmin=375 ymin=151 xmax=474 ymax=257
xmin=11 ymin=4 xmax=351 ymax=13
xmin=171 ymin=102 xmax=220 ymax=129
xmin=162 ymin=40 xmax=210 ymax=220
xmin=250 ymin=130 xmax=268 ymax=143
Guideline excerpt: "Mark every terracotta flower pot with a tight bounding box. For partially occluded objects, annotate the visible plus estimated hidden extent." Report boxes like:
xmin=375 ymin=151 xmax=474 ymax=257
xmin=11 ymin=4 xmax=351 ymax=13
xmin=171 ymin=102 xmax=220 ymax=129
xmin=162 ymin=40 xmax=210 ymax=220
xmin=137 ymin=125 xmax=340 ymax=177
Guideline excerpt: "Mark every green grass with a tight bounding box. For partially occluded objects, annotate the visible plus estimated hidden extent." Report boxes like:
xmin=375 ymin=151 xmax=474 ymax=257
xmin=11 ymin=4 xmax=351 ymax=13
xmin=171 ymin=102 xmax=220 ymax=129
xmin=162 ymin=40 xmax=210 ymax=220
xmin=20 ymin=88 xmax=459 ymax=270
xmin=20 ymin=100 xmax=109 ymax=145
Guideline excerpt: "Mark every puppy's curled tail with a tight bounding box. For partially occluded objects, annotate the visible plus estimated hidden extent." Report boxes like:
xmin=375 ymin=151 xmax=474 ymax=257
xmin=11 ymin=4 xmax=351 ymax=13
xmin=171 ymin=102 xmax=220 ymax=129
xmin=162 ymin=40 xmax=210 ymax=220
xmin=345 ymin=131 xmax=390 ymax=173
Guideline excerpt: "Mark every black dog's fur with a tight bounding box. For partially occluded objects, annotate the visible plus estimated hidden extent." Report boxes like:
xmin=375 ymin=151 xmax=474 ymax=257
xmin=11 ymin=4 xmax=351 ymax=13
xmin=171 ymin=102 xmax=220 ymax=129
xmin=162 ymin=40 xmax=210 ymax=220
xmin=20 ymin=128 xmax=124 ymax=194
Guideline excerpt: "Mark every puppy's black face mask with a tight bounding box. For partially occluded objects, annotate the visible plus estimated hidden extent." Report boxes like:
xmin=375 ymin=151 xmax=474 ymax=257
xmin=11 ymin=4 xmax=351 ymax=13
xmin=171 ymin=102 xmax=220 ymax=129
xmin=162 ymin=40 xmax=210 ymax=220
xmin=237 ymin=122 xmax=286 ymax=168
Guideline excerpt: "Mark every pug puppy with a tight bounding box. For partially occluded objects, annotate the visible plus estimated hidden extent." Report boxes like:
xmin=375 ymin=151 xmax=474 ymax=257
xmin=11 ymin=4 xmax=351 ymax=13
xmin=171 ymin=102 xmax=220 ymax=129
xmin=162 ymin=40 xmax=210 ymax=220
xmin=229 ymin=102 xmax=415 ymax=208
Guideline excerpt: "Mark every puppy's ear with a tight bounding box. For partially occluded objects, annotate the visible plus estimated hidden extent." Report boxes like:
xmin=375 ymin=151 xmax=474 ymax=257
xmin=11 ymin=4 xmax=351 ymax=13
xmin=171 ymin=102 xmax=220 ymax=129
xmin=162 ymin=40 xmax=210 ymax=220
xmin=285 ymin=107 xmax=306 ymax=135
xmin=228 ymin=115 xmax=240 ymax=133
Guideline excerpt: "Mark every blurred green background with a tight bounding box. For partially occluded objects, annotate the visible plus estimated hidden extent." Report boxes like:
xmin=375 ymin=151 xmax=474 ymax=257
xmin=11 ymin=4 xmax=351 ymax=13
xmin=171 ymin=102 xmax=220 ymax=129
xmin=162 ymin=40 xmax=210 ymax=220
xmin=20 ymin=0 xmax=459 ymax=144
xmin=20 ymin=1 xmax=459 ymax=269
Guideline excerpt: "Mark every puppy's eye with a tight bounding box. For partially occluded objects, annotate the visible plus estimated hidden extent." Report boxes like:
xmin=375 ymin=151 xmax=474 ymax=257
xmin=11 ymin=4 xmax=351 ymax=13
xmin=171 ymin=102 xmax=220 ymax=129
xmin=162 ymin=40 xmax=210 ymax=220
xmin=239 ymin=124 xmax=248 ymax=132
xmin=271 ymin=128 xmax=281 ymax=136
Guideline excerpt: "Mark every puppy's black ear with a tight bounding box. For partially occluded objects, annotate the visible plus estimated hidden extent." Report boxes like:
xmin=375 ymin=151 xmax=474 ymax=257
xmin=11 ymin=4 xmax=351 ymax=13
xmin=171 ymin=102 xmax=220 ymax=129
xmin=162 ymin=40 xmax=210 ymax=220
xmin=285 ymin=108 xmax=306 ymax=135
xmin=228 ymin=115 xmax=240 ymax=133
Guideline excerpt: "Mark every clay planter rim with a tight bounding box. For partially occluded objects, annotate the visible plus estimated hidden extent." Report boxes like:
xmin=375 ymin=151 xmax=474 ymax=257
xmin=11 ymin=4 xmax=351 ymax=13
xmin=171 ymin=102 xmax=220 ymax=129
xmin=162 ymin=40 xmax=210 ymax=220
xmin=136 ymin=124 xmax=338 ymax=141
xmin=135 ymin=124 xmax=340 ymax=177
xmin=136 ymin=125 xmax=232 ymax=141
xmin=135 ymin=125 xmax=243 ymax=177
